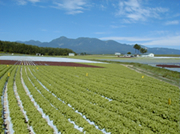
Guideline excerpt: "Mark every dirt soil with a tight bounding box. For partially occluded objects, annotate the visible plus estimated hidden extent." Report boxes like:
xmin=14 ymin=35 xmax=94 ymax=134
xmin=0 ymin=60 xmax=104 ymax=68
xmin=156 ymin=65 xmax=180 ymax=68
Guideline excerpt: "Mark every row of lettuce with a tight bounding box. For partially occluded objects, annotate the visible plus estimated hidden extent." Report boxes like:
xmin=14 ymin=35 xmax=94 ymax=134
xmin=28 ymin=64 xmax=179 ymax=133
xmin=0 ymin=65 xmax=55 ymax=133
xmin=0 ymin=65 xmax=103 ymax=133
xmin=0 ymin=63 xmax=179 ymax=133
xmin=0 ymin=65 xmax=9 ymax=132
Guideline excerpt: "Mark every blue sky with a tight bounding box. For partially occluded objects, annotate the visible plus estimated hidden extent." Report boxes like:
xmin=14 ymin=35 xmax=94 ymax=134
xmin=0 ymin=0 xmax=180 ymax=49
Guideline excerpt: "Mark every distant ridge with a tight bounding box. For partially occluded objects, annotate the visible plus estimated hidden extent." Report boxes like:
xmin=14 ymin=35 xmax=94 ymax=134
xmin=17 ymin=36 xmax=180 ymax=55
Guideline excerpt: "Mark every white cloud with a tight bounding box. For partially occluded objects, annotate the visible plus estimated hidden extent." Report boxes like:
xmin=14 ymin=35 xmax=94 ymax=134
xmin=52 ymin=0 xmax=87 ymax=14
xmin=173 ymin=13 xmax=180 ymax=17
xmin=153 ymin=7 xmax=169 ymax=13
xmin=165 ymin=20 xmax=179 ymax=25
xmin=28 ymin=0 xmax=40 ymax=3
xmin=99 ymin=36 xmax=153 ymax=42
xmin=16 ymin=0 xmax=27 ymax=5
xmin=116 ymin=0 xmax=168 ymax=22
xmin=150 ymin=30 xmax=169 ymax=35
xmin=110 ymin=25 xmax=121 ymax=28
xmin=142 ymin=36 xmax=180 ymax=47
xmin=100 ymin=4 xmax=106 ymax=10
xmin=16 ymin=0 xmax=40 ymax=5
xmin=100 ymin=35 xmax=180 ymax=47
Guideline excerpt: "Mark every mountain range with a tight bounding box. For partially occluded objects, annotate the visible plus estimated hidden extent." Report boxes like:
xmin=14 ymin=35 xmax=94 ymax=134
xmin=17 ymin=36 xmax=180 ymax=55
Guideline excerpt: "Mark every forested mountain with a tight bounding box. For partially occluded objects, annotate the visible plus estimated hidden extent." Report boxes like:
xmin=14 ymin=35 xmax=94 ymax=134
xmin=18 ymin=36 xmax=180 ymax=55
xmin=0 ymin=40 xmax=76 ymax=56
xmin=17 ymin=40 xmax=42 ymax=46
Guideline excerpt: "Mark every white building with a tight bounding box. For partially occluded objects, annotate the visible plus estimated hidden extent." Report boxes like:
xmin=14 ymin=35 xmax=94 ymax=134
xmin=141 ymin=53 xmax=154 ymax=57
xmin=124 ymin=54 xmax=132 ymax=57
xmin=115 ymin=52 xmax=121 ymax=56
xmin=69 ymin=53 xmax=75 ymax=56
xmin=36 ymin=53 xmax=41 ymax=56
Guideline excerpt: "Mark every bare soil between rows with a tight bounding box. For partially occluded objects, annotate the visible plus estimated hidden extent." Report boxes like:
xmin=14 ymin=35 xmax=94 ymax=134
xmin=0 ymin=60 xmax=104 ymax=68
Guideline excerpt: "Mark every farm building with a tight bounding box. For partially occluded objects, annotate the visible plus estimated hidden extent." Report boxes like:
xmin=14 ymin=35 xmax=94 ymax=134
xmin=69 ymin=53 xmax=75 ymax=56
xmin=36 ymin=53 xmax=41 ymax=56
xmin=141 ymin=53 xmax=154 ymax=57
xmin=123 ymin=54 xmax=133 ymax=57
xmin=115 ymin=52 xmax=121 ymax=57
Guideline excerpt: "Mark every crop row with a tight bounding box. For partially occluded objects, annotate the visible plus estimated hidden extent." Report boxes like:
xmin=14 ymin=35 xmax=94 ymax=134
xmin=1 ymin=65 xmax=55 ymax=133
xmin=36 ymin=65 xmax=179 ymax=118
xmin=24 ymin=66 xmax=105 ymax=134
xmin=6 ymin=66 xmax=30 ymax=133
xmin=50 ymin=64 xmax=178 ymax=110
xmin=29 ymin=64 xmax=179 ymax=133
xmin=0 ymin=65 xmax=16 ymax=133
xmin=22 ymin=67 xmax=86 ymax=133
xmin=0 ymin=63 xmax=179 ymax=133
xmin=28 ymin=66 xmax=134 ymax=133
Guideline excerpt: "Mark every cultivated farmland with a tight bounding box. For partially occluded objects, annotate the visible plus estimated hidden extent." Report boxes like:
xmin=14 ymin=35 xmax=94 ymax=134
xmin=0 ymin=60 xmax=179 ymax=134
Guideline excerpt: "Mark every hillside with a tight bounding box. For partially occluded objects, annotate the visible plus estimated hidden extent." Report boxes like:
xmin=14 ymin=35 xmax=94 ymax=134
xmin=17 ymin=36 xmax=180 ymax=55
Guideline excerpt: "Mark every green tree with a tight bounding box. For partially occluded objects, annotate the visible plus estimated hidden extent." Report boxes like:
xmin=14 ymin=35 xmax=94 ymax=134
xmin=127 ymin=52 xmax=131 ymax=54
xmin=80 ymin=52 xmax=86 ymax=55
xmin=133 ymin=44 xmax=141 ymax=54
xmin=140 ymin=48 xmax=147 ymax=54
xmin=133 ymin=44 xmax=138 ymax=54
xmin=136 ymin=45 xmax=141 ymax=54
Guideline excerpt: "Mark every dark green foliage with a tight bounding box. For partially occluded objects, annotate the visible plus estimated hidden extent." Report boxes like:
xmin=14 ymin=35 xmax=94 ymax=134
xmin=0 ymin=40 xmax=76 ymax=56
xmin=80 ymin=52 xmax=86 ymax=55
xmin=127 ymin=52 xmax=131 ymax=54
xmin=133 ymin=44 xmax=141 ymax=54
xmin=140 ymin=48 xmax=148 ymax=54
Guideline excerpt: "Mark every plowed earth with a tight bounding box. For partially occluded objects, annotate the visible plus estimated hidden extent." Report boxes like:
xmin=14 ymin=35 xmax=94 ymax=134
xmin=0 ymin=60 xmax=103 ymax=68
xmin=156 ymin=64 xmax=180 ymax=68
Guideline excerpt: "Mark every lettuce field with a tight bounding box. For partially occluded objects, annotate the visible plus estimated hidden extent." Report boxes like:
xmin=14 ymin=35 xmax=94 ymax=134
xmin=0 ymin=62 xmax=179 ymax=134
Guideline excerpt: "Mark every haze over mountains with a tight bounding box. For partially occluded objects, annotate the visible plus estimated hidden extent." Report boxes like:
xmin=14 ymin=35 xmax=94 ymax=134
xmin=17 ymin=36 xmax=180 ymax=55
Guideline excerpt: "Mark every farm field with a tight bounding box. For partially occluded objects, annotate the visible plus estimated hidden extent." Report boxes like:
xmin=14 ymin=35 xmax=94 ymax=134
xmin=0 ymin=58 xmax=179 ymax=133
xmin=0 ymin=56 xmax=103 ymax=63
xmin=102 ymin=59 xmax=180 ymax=73
xmin=62 ymin=55 xmax=180 ymax=72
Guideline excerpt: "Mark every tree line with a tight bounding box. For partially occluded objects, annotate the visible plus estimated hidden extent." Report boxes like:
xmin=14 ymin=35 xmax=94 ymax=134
xmin=0 ymin=40 xmax=76 ymax=56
